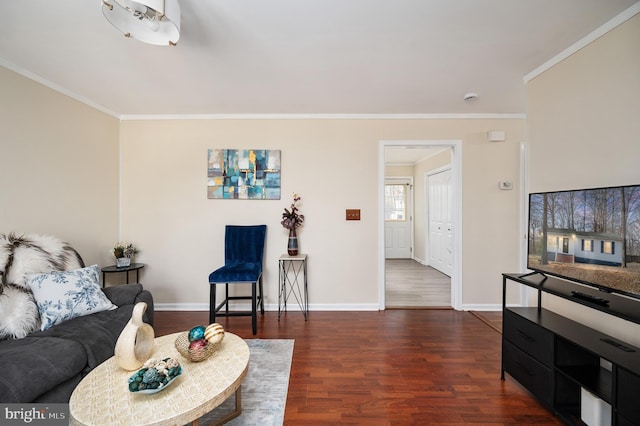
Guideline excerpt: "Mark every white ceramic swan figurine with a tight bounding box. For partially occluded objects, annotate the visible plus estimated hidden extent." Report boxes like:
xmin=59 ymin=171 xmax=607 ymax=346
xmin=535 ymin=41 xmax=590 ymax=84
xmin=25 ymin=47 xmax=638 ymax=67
xmin=114 ymin=302 xmax=155 ymax=371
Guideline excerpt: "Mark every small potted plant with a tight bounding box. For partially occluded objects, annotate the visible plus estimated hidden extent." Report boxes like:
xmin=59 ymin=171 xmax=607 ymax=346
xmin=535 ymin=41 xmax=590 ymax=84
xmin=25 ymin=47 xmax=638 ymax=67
xmin=113 ymin=242 xmax=139 ymax=268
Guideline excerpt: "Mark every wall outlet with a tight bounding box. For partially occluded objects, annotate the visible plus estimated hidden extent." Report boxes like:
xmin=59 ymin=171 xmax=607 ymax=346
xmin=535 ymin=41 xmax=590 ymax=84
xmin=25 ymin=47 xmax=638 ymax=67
xmin=499 ymin=181 xmax=513 ymax=190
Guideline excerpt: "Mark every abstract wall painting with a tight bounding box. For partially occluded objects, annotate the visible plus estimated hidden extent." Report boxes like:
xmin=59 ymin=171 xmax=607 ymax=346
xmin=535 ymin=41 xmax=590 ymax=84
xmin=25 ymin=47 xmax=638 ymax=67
xmin=207 ymin=149 xmax=281 ymax=200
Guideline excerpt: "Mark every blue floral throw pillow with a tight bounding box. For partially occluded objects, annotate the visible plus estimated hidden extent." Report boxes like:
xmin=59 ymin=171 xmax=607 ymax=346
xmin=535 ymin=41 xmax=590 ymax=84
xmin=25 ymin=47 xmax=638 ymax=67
xmin=28 ymin=264 xmax=117 ymax=331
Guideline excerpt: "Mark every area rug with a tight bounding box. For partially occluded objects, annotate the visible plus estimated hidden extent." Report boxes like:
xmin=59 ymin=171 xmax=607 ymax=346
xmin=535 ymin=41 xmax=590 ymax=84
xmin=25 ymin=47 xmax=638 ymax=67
xmin=199 ymin=339 xmax=294 ymax=426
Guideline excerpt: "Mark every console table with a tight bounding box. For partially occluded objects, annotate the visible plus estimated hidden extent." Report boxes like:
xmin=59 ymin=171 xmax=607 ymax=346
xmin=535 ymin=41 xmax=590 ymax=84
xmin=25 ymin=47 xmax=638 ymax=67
xmin=502 ymin=273 xmax=640 ymax=425
xmin=278 ymin=254 xmax=308 ymax=320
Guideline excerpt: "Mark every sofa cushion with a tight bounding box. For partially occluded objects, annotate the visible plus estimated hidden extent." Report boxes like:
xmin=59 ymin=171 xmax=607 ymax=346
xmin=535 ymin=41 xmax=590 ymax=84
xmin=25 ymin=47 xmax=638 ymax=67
xmin=28 ymin=265 xmax=117 ymax=331
xmin=33 ymin=303 xmax=136 ymax=371
xmin=103 ymin=284 xmax=154 ymax=326
xmin=0 ymin=336 xmax=87 ymax=403
xmin=33 ymin=373 xmax=82 ymax=403
xmin=103 ymin=283 xmax=145 ymax=307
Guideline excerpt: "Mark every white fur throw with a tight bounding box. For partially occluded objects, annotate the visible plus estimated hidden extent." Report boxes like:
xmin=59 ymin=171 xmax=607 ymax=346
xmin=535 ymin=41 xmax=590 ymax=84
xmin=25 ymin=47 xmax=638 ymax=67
xmin=0 ymin=233 xmax=84 ymax=339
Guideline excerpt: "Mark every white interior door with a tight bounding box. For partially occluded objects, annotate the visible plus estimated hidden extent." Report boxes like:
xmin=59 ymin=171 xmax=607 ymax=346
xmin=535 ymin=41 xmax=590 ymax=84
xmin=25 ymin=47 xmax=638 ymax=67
xmin=384 ymin=179 xmax=412 ymax=259
xmin=428 ymin=169 xmax=452 ymax=276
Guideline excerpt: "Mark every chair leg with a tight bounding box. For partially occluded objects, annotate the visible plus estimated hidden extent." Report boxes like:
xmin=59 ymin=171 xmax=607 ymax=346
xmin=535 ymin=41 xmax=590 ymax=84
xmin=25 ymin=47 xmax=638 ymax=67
xmin=209 ymin=283 xmax=216 ymax=324
xmin=258 ymin=276 xmax=265 ymax=315
xmin=251 ymin=282 xmax=257 ymax=335
xmin=225 ymin=283 xmax=229 ymax=316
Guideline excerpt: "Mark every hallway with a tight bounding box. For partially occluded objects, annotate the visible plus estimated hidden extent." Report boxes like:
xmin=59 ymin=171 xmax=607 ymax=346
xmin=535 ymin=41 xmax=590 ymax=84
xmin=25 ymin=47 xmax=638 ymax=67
xmin=385 ymin=258 xmax=451 ymax=308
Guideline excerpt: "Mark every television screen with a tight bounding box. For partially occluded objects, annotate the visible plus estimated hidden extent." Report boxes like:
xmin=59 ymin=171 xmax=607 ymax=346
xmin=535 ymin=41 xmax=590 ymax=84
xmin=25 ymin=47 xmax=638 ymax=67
xmin=527 ymin=184 xmax=640 ymax=299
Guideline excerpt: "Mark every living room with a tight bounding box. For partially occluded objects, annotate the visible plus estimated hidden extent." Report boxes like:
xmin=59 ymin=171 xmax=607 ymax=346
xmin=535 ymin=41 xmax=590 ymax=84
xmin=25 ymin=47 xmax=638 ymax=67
xmin=1 ymin=1 xmax=639 ymax=424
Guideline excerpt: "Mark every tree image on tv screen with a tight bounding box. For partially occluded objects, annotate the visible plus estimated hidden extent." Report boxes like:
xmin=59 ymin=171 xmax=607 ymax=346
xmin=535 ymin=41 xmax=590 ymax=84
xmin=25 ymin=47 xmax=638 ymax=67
xmin=528 ymin=185 xmax=640 ymax=297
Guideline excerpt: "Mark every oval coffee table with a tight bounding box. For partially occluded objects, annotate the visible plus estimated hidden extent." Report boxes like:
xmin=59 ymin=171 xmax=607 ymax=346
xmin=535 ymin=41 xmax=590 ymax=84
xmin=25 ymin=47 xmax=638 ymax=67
xmin=70 ymin=332 xmax=249 ymax=426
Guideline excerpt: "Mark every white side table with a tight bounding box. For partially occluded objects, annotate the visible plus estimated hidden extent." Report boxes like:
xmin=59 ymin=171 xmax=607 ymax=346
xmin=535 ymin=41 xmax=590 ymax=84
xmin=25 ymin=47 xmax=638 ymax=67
xmin=278 ymin=254 xmax=308 ymax=320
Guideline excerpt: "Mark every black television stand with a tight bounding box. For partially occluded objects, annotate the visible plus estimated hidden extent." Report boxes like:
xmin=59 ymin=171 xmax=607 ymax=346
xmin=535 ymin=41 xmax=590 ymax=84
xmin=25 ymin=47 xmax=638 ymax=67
xmin=501 ymin=273 xmax=640 ymax=425
xmin=517 ymin=270 xmax=548 ymax=286
xmin=518 ymin=270 xmax=547 ymax=281
xmin=571 ymin=290 xmax=610 ymax=306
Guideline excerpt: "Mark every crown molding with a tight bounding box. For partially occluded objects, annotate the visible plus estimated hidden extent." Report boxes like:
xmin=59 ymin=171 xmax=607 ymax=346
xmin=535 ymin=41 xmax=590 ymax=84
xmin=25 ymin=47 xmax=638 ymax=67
xmin=0 ymin=60 xmax=120 ymax=119
xmin=524 ymin=2 xmax=640 ymax=82
xmin=119 ymin=113 xmax=526 ymax=121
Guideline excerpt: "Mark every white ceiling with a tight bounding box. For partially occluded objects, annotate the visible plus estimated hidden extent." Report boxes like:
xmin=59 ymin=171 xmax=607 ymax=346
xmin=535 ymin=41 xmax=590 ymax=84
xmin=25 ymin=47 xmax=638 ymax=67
xmin=0 ymin=0 xmax=638 ymax=117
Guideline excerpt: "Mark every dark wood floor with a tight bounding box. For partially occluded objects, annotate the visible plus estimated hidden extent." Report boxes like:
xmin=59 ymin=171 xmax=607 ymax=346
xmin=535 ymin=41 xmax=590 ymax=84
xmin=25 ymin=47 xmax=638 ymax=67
xmin=154 ymin=310 xmax=561 ymax=425
xmin=470 ymin=311 xmax=503 ymax=333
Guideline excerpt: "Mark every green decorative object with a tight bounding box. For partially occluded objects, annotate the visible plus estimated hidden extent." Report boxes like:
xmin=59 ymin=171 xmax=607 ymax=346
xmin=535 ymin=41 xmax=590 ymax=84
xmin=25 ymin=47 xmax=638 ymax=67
xmin=188 ymin=325 xmax=206 ymax=342
xmin=128 ymin=357 xmax=182 ymax=394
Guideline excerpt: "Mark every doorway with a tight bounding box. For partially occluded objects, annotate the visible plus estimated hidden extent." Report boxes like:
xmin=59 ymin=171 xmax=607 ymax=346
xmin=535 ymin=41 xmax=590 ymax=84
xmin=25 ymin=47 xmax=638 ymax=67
xmin=379 ymin=140 xmax=462 ymax=310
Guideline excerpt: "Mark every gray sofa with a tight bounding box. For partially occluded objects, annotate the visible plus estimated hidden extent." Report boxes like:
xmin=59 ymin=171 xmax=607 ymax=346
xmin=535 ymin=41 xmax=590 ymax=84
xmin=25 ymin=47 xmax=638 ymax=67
xmin=0 ymin=283 xmax=153 ymax=403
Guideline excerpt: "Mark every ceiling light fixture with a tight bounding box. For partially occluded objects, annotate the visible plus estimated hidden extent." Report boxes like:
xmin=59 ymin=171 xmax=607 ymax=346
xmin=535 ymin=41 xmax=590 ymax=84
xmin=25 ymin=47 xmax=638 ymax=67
xmin=101 ymin=0 xmax=180 ymax=46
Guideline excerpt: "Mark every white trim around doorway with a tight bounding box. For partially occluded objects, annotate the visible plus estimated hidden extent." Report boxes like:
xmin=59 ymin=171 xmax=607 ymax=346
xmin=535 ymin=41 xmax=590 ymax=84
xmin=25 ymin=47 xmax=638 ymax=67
xmin=379 ymin=140 xmax=463 ymax=311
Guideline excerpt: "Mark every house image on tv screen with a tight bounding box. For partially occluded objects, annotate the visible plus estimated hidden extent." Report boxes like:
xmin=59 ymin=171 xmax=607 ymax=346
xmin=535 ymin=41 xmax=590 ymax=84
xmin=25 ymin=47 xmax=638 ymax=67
xmin=545 ymin=229 xmax=623 ymax=267
xmin=527 ymin=184 xmax=640 ymax=297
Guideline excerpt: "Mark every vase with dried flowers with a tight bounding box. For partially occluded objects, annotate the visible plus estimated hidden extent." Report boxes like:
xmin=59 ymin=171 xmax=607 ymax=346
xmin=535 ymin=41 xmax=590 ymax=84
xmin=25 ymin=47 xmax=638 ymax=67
xmin=113 ymin=242 xmax=139 ymax=268
xmin=281 ymin=193 xmax=304 ymax=255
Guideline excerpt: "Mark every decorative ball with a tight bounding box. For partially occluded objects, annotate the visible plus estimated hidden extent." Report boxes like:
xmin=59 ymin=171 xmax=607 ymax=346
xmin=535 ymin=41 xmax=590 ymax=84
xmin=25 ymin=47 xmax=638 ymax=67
xmin=174 ymin=328 xmax=222 ymax=362
xmin=204 ymin=323 xmax=225 ymax=345
xmin=189 ymin=338 xmax=208 ymax=351
xmin=142 ymin=368 xmax=160 ymax=384
xmin=188 ymin=325 xmax=206 ymax=342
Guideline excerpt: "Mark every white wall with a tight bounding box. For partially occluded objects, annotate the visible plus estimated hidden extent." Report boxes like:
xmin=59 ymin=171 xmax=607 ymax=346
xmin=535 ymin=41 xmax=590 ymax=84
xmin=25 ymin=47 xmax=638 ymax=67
xmin=527 ymin=14 xmax=640 ymax=345
xmin=119 ymin=118 xmax=525 ymax=310
xmin=0 ymin=66 xmax=120 ymax=266
xmin=0 ymin=63 xmax=525 ymax=310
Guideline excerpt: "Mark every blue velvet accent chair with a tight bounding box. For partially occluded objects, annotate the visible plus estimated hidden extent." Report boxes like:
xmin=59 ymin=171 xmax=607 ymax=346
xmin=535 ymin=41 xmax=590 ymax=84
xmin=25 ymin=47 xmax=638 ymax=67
xmin=208 ymin=225 xmax=267 ymax=335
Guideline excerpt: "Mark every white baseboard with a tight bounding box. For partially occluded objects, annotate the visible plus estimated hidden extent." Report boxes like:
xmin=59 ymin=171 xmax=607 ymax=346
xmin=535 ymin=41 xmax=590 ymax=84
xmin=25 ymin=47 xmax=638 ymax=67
xmin=413 ymin=257 xmax=427 ymax=265
xmin=156 ymin=303 xmax=210 ymax=311
xmin=156 ymin=302 xmax=510 ymax=312
xmin=306 ymin=303 xmax=380 ymax=311
xmin=460 ymin=303 xmax=503 ymax=311
xmin=155 ymin=302 xmax=381 ymax=312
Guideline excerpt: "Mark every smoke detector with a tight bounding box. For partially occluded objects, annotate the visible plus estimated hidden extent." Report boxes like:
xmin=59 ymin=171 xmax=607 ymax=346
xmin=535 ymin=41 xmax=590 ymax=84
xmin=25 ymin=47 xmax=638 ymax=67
xmin=463 ymin=92 xmax=478 ymax=101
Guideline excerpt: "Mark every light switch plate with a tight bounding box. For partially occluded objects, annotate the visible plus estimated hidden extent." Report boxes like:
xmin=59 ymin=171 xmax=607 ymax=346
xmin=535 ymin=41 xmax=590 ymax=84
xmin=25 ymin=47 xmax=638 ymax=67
xmin=346 ymin=209 xmax=361 ymax=220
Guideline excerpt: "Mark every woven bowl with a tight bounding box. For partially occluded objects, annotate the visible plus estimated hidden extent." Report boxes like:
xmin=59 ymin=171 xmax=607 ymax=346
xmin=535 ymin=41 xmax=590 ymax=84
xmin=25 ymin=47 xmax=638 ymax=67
xmin=174 ymin=332 xmax=221 ymax=362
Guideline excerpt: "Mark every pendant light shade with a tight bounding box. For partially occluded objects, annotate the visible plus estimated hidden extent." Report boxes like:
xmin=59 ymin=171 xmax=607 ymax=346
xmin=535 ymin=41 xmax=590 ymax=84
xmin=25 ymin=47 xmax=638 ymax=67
xmin=102 ymin=0 xmax=180 ymax=46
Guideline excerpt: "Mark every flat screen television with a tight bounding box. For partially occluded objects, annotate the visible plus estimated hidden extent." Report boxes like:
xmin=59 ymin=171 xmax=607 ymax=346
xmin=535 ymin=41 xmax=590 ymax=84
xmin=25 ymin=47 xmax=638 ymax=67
xmin=527 ymin=184 xmax=640 ymax=301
